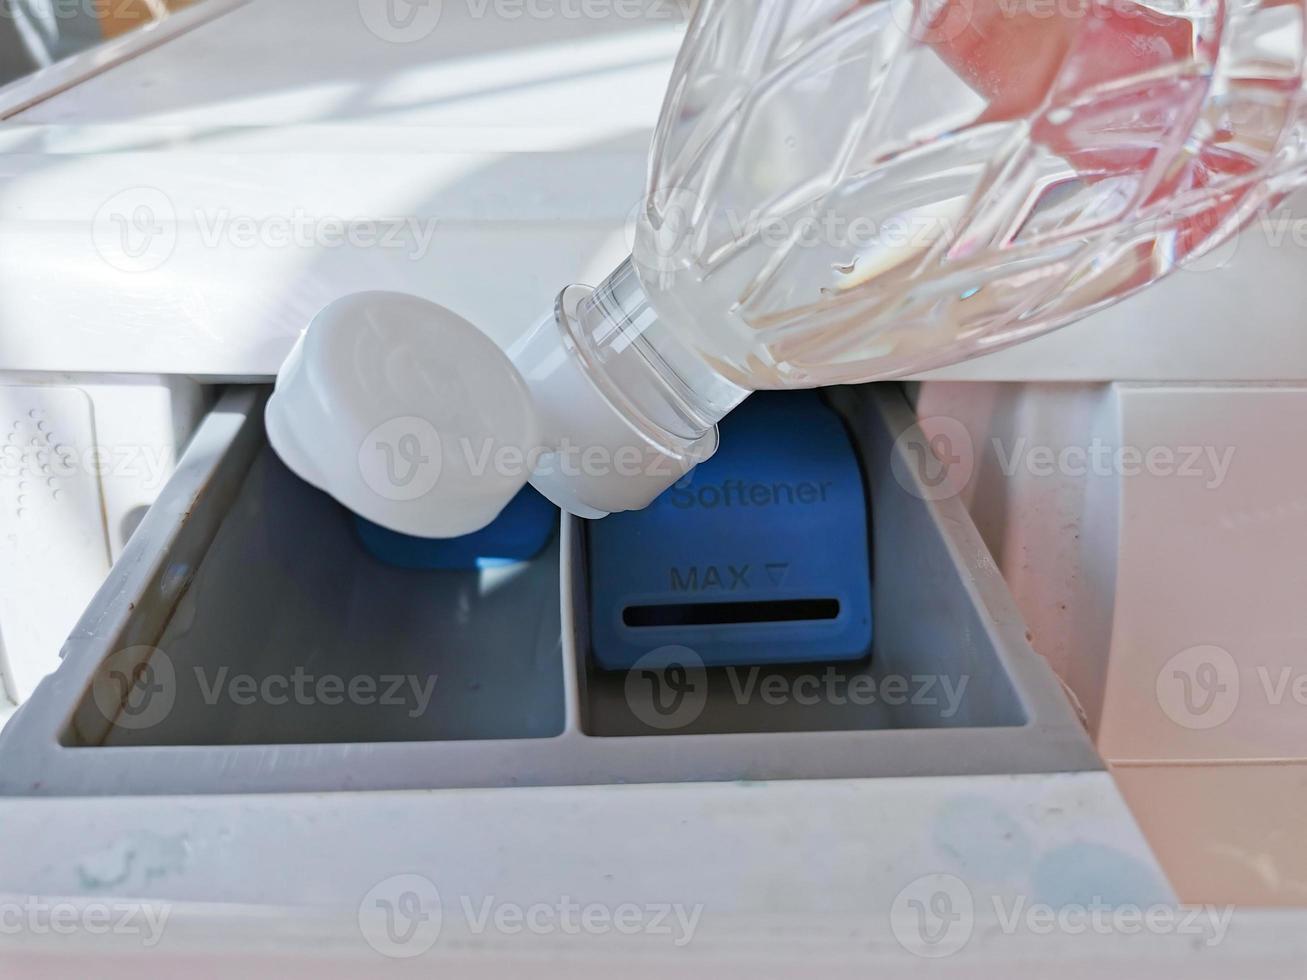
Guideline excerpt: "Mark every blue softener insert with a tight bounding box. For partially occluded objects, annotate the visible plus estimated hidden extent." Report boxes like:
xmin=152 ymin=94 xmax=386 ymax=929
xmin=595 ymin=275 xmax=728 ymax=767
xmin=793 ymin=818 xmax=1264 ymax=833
xmin=356 ymin=486 xmax=557 ymax=570
xmin=587 ymin=391 xmax=872 ymax=670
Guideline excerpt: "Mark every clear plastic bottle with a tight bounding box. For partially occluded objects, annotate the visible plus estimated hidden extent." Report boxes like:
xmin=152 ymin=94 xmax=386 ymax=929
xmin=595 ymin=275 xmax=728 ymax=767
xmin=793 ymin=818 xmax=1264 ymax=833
xmin=271 ymin=0 xmax=1307 ymax=534
xmin=521 ymin=0 xmax=1307 ymax=515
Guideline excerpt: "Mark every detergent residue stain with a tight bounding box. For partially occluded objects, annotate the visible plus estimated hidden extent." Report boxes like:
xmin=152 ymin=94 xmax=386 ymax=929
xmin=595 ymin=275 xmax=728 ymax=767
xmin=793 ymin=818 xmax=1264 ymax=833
xmin=1031 ymin=842 xmax=1170 ymax=907
xmin=75 ymin=832 xmax=192 ymax=891
xmin=931 ymin=795 xmax=1033 ymax=880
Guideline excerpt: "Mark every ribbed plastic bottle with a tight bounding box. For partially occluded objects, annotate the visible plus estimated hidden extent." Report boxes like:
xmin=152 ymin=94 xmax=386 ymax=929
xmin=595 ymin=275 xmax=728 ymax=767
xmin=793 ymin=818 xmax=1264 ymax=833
xmin=270 ymin=0 xmax=1307 ymax=534
xmin=511 ymin=0 xmax=1307 ymax=517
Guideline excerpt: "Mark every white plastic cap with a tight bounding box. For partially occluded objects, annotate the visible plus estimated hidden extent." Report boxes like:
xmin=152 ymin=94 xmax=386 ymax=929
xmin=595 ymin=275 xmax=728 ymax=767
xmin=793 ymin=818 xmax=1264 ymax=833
xmin=266 ymin=292 xmax=537 ymax=538
xmin=267 ymin=291 xmax=714 ymax=537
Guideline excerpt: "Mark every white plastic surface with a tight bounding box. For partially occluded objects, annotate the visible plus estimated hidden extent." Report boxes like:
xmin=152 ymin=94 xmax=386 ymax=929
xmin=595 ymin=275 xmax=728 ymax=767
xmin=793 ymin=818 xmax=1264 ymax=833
xmin=917 ymin=382 xmax=1307 ymax=764
xmin=0 ymin=0 xmax=679 ymax=376
xmin=0 ymin=771 xmax=1179 ymax=966
xmin=0 ymin=0 xmax=249 ymax=118
xmin=0 ymin=384 xmax=108 ymax=705
xmin=2 ymin=0 xmax=1306 ymax=381
xmin=1098 ymin=385 xmax=1307 ymax=765
xmin=0 ymin=374 xmax=204 ymax=711
xmin=914 ymin=379 xmax=1307 ymax=904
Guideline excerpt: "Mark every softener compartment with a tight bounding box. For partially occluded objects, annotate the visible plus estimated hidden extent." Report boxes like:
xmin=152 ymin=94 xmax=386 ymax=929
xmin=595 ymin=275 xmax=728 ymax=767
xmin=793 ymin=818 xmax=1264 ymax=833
xmin=589 ymin=392 xmax=873 ymax=672
xmin=577 ymin=387 xmax=1048 ymax=740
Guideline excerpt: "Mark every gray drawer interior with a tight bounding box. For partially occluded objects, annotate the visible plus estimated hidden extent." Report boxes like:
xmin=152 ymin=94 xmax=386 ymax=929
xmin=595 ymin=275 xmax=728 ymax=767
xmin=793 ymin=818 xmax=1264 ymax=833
xmin=0 ymin=385 xmax=1100 ymax=795
xmin=98 ymin=446 xmax=566 ymax=746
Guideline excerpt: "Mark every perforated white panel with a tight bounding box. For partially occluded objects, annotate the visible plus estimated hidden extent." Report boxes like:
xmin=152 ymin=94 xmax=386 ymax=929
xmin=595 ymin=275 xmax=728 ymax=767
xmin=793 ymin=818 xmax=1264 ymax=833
xmin=0 ymin=384 xmax=111 ymax=704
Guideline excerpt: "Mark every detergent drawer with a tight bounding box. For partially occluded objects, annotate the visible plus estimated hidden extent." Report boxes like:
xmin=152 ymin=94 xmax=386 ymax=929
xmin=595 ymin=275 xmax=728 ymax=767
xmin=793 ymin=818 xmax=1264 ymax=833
xmin=0 ymin=384 xmax=1100 ymax=795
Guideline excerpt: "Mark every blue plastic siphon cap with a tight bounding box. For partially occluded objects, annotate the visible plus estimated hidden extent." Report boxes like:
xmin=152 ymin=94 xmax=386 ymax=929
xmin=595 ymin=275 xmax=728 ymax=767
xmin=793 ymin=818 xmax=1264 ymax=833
xmin=587 ymin=391 xmax=872 ymax=670
xmin=355 ymin=485 xmax=557 ymax=570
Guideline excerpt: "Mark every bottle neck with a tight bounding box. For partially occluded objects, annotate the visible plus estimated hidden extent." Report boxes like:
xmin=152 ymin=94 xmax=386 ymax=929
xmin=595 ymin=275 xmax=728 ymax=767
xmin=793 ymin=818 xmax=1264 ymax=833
xmin=563 ymin=256 xmax=749 ymax=444
xmin=506 ymin=257 xmax=748 ymax=519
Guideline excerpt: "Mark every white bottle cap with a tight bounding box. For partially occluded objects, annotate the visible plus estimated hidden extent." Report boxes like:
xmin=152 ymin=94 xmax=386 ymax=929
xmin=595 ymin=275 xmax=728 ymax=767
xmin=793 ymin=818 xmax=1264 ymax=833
xmin=266 ymin=291 xmax=715 ymax=537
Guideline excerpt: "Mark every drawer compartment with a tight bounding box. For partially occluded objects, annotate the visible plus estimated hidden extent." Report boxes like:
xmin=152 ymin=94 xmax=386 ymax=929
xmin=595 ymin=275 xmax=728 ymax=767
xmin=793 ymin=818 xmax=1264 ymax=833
xmin=0 ymin=385 xmax=1099 ymax=794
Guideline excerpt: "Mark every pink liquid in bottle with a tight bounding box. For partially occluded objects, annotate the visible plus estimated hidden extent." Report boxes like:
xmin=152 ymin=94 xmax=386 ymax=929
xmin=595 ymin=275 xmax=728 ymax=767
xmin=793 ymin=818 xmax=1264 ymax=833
xmin=928 ymin=0 xmax=1272 ymax=264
